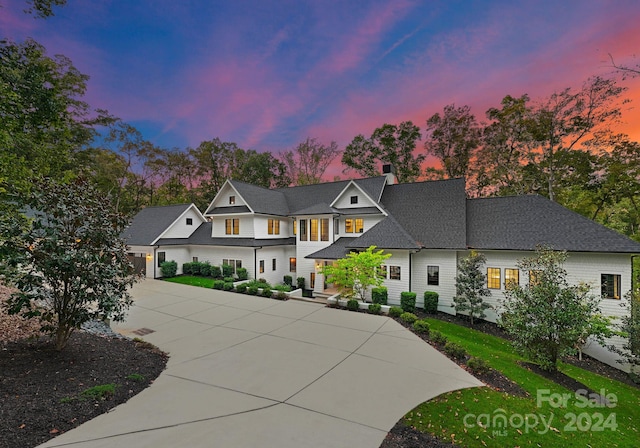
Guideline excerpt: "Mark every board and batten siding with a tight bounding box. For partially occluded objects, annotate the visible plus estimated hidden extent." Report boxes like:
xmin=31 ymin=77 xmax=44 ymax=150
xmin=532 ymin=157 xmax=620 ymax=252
xmin=411 ymin=250 xmax=458 ymax=312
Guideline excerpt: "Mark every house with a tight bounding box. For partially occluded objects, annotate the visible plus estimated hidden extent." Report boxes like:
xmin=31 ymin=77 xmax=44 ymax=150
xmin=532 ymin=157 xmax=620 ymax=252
xmin=123 ymin=168 xmax=640 ymax=370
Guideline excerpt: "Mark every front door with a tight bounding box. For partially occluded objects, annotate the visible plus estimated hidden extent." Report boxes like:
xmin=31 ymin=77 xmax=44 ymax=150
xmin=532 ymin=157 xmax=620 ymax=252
xmin=310 ymin=272 xmax=316 ymax=289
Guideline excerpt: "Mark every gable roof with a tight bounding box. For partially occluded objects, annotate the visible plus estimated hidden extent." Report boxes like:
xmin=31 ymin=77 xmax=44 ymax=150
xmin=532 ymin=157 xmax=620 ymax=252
xmin=467 ymin=195 xmax=640 ymax=253
xmin=348 ymin=215 xmax=420 ymax=250
xmin=305 ymin=237 xmax=358 ymax=259
xmin=380 ymin=178 xmax=467 ymax=249
xmin=122 ymin=203 xmax=193 ymax=246
xmin=157 ymin=223 xmax=295 ymax=247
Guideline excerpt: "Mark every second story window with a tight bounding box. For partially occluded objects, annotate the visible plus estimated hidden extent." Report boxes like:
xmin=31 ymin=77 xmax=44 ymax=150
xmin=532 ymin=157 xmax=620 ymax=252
xmin=268 ymin=219 xmax=280 ymax=235
xmin=345 ymin=218 xmax=364 ymax=233
xmin=229 ymin=195 xmax=236 ymax=205
xmin=293 ymin=218 xmax=297 ymax=235
xmin=310 ymin=219 xmax=318 ymax=241
xmin=225 ymin=218 xmax=239 ymax=235
xmin=300 ymin=219 xmax=307 ymax=241
xmin=320 ymin=218 xmax=329 ymax=241
xmin=350 ymin=195 xmax=358 ymax=204
xmin=186 ymin=218 xmax=193 ymax=225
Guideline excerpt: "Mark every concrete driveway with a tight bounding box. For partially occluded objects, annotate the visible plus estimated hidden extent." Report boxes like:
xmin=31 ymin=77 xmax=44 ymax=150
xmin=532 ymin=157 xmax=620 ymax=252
xmin=40 ymin=280 xmax=482 ymax=448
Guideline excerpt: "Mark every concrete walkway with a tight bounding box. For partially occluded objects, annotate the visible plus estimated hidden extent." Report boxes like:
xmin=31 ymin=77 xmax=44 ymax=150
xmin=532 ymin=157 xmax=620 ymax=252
xmin=40 ymin=280 xmax=483 ymax=448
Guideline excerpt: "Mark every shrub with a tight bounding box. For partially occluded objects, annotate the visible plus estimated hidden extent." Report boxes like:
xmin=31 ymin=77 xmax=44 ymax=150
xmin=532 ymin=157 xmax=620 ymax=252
xmin=413 ymin=319 xmax=430 ymax=334
xmin=430 ymin=330 xmax=448 ymax=345
xmin=237 ymin=267 xmax=248 ymax=280
xmin=274 ymin=291 xmax=287 ymax=300
xmin=283 ymin=275 xmax=293 ymax=286
xmin=247 ymin=285 xmax=259 ymax=295
xmin=213 ymin=280 xmax=225 ymax=290
xmin=262 ymin=287 xmax=272 ymax=298
xmin=466 ymin=356 xmax=490 ymax=374
xmin=368 ymin=303 xmax=382 ymax=315
xmin=223 ymin=276 xmax=235 ymax=283
xmin=400 ymin=312 xmax=418 ymax=324
xmin=347 ymin=299 xmax=360 ymax=311
xmin=210 ymin=265 xmax=222 ymax=279
xmin=273 ymin=284 xmax=291 ymax=292
xmin=182 ymin=262 xmax=193 ymax=275
xmin=258 ymin=278 xmax=267 ymax=283
xmin=81 ymin=384 xmax=116 ymax=400
xmin=424 ymin=291 xmax=439 ymax=314
xmin=160 ymin=261 xmax=177 ymax=278
xmin=400 ymin=291 xmax=417 ymax=313
xmin=200 ymin=261 xmax=212 ymax=277
xmin=190 ymin=261 xmax=202 ymax=275
xmin=444 ymin=341 xmax=468 ymax=360
xmin=223 ymin=282 xmax=234 ymax=291
xmin=371 ymin=287 xmax=388 ymax=305
xmin=247 ymin=279 xmax=270 ymax=289
xmin=389 ymin=306 xmax=403 ymax=318
xmin=297 ymin=277 xmax=306 ymax=289
xmin=235 ymin=283 xmax=248 ymax=293
xmin=222 ymin=264 xmax=234 ymax=278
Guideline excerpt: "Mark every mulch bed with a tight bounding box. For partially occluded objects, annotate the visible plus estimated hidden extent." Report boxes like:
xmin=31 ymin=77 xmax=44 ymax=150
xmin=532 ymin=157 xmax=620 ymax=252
xmin=0 ymin=332 xmax=167 ymax=448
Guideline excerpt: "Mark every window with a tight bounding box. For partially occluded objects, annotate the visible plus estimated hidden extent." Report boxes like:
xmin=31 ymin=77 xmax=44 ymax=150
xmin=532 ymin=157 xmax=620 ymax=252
xmin=334 ymin=218 xmax=339 ymax=234
xmin=389 ymin=266 xmax=401 ymax=280
xmin=222 ymin=259 xmax=242 ymax=274
xmin=157 ymin=251 xmax=165 ymax=268
xmin=355 ymin=218 xmax=364 ymax=233
xmin=487 ymin=268 xmax=501 ymax=289
xmin=310 ymin=219 xmax=318 ymax=241
xmin=378 ymin=265 xmax=388 ymax=279
xmin=320 ymin=218 xmax=329 ymax=241
xmin=225 ymin=218 xmax=239 ymax=235
xmin=229 ymin=195 xmax=235 ymax=205
xmin=601 ymin=274 xmax=621 ymax=299
xmin=192 ymin=256 xmax=198 ymax=262
xmin=259 ymin=260 xmax=264 ymax=274
xmin=289 ymin=257 xmax=297 ymax=272
xmin=427 ymin=266 xmax=439 ymax=285
xmin=529 ymin=270 xmax=541 ymax=286
xmin=345 ymin=218 xmax=364 ymax=233
xmin=345 ymin=218 xmax=353 ymax=233
xmin=272 ymin=258 xmax=277 ymax=271
xmin=268 ymin=219 xmax=280 ymax=235
xmin=293 ymin=219 xmax=297 ymax=235
xmin=186 ymin=218 xmax=193 ymax=225
xmin=300 ymin=219 xmax=307 ymax=241
xmin=350 ymin=195 xmax=358 ymax=204
xmin=505 ymin=269 xmax=519 ymax=288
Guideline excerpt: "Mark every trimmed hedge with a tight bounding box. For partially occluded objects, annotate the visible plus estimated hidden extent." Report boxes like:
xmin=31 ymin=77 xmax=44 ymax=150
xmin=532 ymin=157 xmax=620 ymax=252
xmin=210 ymin=265 xmax=222 ymax=279
xmin=222 ymin=264 xmax=234 ymax=278
xmin=297 ymin=277 xmax=306 ymax=289
xmin=371 ymin=287 xmax=388 ymax=305
xmin=283 ymin=275 xmax=293 ymax=286
xmin=160 ymin=261 xmax=177 ymax=278
xmin=368 ymin=303 xmax=382 ymax=315
xmin=400 ymin=291 xmax=417 ymax=313
xmin=400 ymin=312 xmax=418 ymax=324
xmin=212 ymin=280 xmax=225 ymax=290
xmin=346 ymin=299 xmax=359 ymax=311
xmin=430 ymin=330 xmax=448 ymax=345
xmin=413 ymin=319 xmax=430 ymax=334
xmin=237 ymin=267 xmax=248 ymax=280
xmin=236 ymin=283 xmax=248 ymax=293
xmin=223 ymin=282 xmax=234 ymax=291
xmin=424 ymin=291 xmax=439 ymax=314
xmin=389 ymin=306 xmax=403 ymax=318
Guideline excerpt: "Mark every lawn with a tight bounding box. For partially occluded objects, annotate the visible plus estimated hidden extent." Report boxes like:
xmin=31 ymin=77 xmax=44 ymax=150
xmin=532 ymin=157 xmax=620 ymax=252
xmin=163 ymin=275 xmax=216 ymax=288
xmin=403 ymin=319 xmax=640 ymax=447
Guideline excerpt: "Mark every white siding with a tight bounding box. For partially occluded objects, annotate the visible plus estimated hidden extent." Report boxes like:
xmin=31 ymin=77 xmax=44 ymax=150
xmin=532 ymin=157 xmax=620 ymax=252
xmin=159 ymin=207 xmax=202 ymax=240
xmin=255 ymin=246 xmax=297 ymax=285
xmin=332 ymin=183 xmax=378 ymax=209
xmin=380 ymin=250 xmax=411 ymax=305
xmin=253 ymin=216 xmax=292 ymax=239
xmin=334 ymin=214 xmax=384 ymax=238
xmin=156 ymin=246 xmax=190 ymax=277
xmin=211 ymin=215 xmax=254 ymax=238
xmin=412 ymin=250 xmax=458 ymax=312
xmin=210 ymin=183 xmax=248 ymax=209
xmin=128 ymin=245 xmax=155 ymax=279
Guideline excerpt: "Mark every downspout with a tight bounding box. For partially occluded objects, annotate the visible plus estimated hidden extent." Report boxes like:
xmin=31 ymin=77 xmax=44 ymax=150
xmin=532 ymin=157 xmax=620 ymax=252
xmin=408 ymin=251 xmax=412 ymax=292
xmin=254 ymin=247 xmax=262 ymax=280
xmin=153 ymin=245 xmax=158 ymax=279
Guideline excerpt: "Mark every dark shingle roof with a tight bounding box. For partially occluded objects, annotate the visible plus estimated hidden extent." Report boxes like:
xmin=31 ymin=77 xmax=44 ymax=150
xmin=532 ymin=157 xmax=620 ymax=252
xmin=205 ymin=180 xmax=289 ymax=216
xmin=380 ymin=178 xmax=467 ymax=249
xmin=294 ymin=203 xmax=335 ymax=215
xmin=122 ymin=204 xmax=192 ymax=246
xmin=334 ymin=207 xmax=381 ymax=215
xmin=347 ymin=216 xmax=420 ymax=250
xmin=305 ymin=237 xmax=358 ymax=259
xmin=157 ymin=223 xmax=295 ymax=247
xmin=208 ymin=205 xmax=251 ymax=214
xmin=467 ymin=195 xmax=640 ymax=253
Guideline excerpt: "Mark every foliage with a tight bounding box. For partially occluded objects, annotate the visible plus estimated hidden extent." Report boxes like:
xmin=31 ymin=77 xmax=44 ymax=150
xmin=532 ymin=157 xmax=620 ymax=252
xmin=500 ymin=246 xmax=611 ymax=372
xmin=424 ymin=104 xmax=481 ymax=179
xmin=80 ymin=384 xmax=116 ymax=401
xmin=261 ymin=287 xmax=272 ymax=298
xmin=400 ymin=291 xmax=417 ymax=313
xmin=413 ymin=319 xmax=430 ymax=334
xmin=237 ymin=267 xmax=248 ymax=280
xmin=223 ymin=276 xmax=235 ymax=283
xmin=280 ymin=137 xmax=341 ymax=185
xmin=221 ymin=264 xmax=234 ymax=278
xmin=223 ymin=282 xmax=234 ymax=291
xmin=247 ymin=285 xmax=259 ymax=295
xmin=235 ymin=283 xmax=248 ymax=293
xmin=211 ymin=265 xmax=222 ymax=279
xmin=273 ymin=284 xmax=292 ymax=292
xmin=182 ymin=262 xmax=193 ymax=275
xmin=322 ymin=246 xmax=391 ymax=302
xmin=24 ymin=0 xmax=68 ymax=18
xmin=160 ymin=261 xmax=177 ymax=278
xmin=199 ymin=262 xmax=212 ymax=277
xmin=283 ymin=275 xmax=293 ymax=286
xmin=423 ymin=291 xmax=439 ymax=314
xmin=346 ymin=299 xmax=360 ymax=311
xmin=0 ymin=179 xmax=138 ymax=351
xmin=296 ymin=277 xmax=306 ymax=289
xmin=126 ymin=373 xmax=145 ymax=382
xmin=342 ymin=121 xmax=425 ymax=182
xmin=429 ymin=330 xmax=448 ymax=345
xmin=466 ymin=356 xmax=490 ymax=374
xmin=389 ymin=306 xmax=403 ymax=318
xmin=212 ymin=280 xmax=225 ymax=290
xmin=368 ymin=303 xmax=382 ymax=315
xmin=246 ymin=279 xmax=271 ymax=289
xmin=400 ymin=312 xmax=418 ymax=324
xmin=443 ymin=341 xmax=468 ymax=360
xmin=163 ymin=275 xmax=215 ymax=288
xmin=453 ymin=250 xmax=492 ymax=325
xmin=609 ymin=288 xmax=640 ymax=370
xmin=371 ymin=287 xmax=388 ymax=305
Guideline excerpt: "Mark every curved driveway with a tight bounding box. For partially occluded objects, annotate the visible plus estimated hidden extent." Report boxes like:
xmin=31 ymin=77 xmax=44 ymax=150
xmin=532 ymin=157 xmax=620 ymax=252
xmin=40 ymin=280 xmax=482 ymax=448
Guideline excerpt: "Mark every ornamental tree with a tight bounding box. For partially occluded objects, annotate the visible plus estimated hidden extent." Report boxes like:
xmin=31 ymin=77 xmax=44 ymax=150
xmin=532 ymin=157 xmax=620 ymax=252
xmin=0 ymin=178 xmax=139 ymax=350
xmin=500 ymin=246 xmax=611 ymax=372
xmin=322 ymin=246 xmax=391 ymax=302
xmin=453 ymin=250 xmax=492 ymax=325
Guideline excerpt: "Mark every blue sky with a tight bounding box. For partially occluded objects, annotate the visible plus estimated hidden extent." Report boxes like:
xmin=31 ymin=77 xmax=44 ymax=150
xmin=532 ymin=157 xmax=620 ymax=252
xmin=3 ymin=0 xmax=639 ymax=165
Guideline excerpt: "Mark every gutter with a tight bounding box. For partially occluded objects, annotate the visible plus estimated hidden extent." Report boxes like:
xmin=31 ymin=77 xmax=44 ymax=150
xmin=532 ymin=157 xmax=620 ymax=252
xmin=254 ymin=246 xmax=262 ymax=279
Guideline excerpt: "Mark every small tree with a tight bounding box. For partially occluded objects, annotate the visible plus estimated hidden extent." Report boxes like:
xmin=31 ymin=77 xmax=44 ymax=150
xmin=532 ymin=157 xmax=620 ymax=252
xmin=609 ymin=289 xmax=640 ymax=375
xmin=453 ymin=250 xmax=492 ymax=325
xmin=0 ymin=179 xmax=139 ymax=351
xmin=500 ymin=246 xmax=611 ymax=372
xmin=322 ymin=246 xmax=391 ymax=302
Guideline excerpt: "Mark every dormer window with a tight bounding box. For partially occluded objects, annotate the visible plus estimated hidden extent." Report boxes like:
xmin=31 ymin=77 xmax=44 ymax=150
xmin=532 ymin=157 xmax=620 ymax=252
xmin=350 ymin=195 xmax=358 ymax=204
xmin=186 ymin=218 xmax=193 ymax=225
xmin=229 ymin=195 xmax=236 ymax=205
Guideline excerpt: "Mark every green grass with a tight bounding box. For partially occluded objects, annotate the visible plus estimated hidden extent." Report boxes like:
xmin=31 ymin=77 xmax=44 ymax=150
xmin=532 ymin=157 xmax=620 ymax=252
xmin=80 ymin=384 xmax=117 ymax=401
xmin=127 ymin=373 xmax=145 ymax=382
xmin=404 ymin=318 xmax=640 ymax=447
xmin=164 ymin=275 xmax=216 ymax=288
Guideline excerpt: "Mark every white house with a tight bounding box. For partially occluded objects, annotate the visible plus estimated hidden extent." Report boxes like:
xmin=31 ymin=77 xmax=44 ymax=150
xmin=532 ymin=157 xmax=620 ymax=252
xmin=123 ymin=168 xmax=640 ymax=370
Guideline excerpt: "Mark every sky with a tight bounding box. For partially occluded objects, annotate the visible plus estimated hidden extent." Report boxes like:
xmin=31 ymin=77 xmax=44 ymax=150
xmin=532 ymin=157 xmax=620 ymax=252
xmin=2 ymin=0 xmax=640 ymax=177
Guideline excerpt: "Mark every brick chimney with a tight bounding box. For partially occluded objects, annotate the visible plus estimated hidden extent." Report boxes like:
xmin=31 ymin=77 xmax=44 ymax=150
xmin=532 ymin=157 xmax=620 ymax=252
xmin=382 ymin=164 xmax=396 ymax=185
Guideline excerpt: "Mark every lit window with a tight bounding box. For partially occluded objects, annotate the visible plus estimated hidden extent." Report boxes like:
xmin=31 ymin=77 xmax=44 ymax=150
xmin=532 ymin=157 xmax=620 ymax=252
xmin=300 ymin=219 xmax=307 ymax=241
xmin=268 ymin=219 xmax=280 ymax=235
xmin=186 ymin=218 xmax=193 ymax=225
xmin=229 ymin=195 xmax=235 ymax=205
xmin=529 ymin=270 xmax=541 ymax=286
xmin=259 ymin=260 xmax=264 ymax=274
xmin=505 ymin=269 xmax=519 ymax=288
xmin=320 ymin=218 xmax=329 ymax=241
xmin=378 ymin=265 xmax=387 ymax=279
xmin=345 ymin=218 xmax=353 ymax=233
xmin=389 ymin=266 xmax=401 ymax=280
xmin=225 ymin=218 xmax=239 ymax=235
xmin=350 ymin=195 xmax=358 ymax=204
xmin=487 ymin=268 xmax=501 ymax=289
xmin=601 ymin=274 xmax=621 ymax=299
xmin=427 ymin=266 xmax=439 ymax=285
xmin=293 ymin=219 xmax=297 ymax=235
xmin=355 ymin=218 xmax=364 ymax=233
xmin=290 ymin=257 xmax=297 ymax=272
xmin=310 ymin=219 xmax=318 ymax=241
